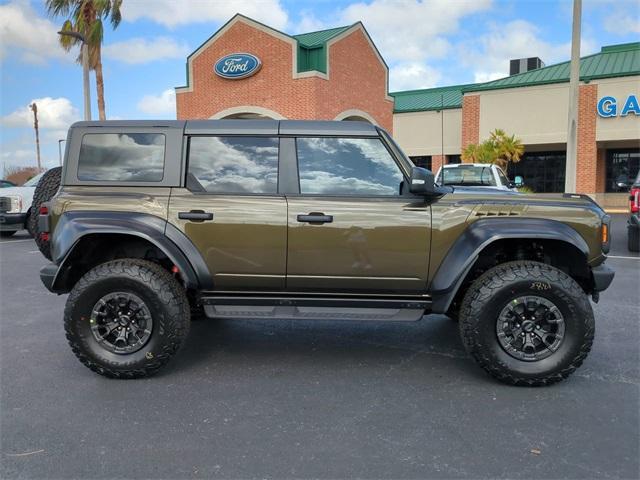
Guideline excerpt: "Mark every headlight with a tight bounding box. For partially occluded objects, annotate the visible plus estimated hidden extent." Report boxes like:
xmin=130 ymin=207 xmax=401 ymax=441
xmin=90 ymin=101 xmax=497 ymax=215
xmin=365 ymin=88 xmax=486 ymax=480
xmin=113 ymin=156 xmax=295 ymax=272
xmin=6 ymin=195 xmax=22 ymax=213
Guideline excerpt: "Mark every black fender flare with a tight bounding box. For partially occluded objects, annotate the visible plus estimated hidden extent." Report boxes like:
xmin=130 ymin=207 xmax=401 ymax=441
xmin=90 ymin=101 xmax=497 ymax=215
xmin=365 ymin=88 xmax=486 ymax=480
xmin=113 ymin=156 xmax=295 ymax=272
xmin=49 ymin=211 xmax=213 ymax=291
xmin=429 ymin=218 xmax=590 ymax=313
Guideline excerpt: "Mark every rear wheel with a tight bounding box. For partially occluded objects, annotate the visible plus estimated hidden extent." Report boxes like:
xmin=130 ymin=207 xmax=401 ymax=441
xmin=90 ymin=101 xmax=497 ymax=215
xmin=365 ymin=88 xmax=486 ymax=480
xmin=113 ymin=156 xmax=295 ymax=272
xmin=64 ymin=259 xmax=190 ymax=378
xmin=459 ymin=260 xmax=594 ymax=386
xmin=30 ymin=166 xmax=62 ymax=259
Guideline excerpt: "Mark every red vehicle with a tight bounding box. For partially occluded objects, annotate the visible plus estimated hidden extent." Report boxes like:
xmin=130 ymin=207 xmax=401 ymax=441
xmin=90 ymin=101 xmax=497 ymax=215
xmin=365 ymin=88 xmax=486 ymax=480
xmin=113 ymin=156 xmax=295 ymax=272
xmin=628 ymin=171 xmax=640 ymax=252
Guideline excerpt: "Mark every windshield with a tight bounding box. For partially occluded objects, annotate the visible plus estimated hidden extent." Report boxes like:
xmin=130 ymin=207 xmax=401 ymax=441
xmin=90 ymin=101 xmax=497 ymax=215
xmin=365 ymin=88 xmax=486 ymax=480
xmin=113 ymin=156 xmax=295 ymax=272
xmin=437 ymin=165 xmax=497 ymax=186
xmin=23 ymin=172 xmax=44 ymax=187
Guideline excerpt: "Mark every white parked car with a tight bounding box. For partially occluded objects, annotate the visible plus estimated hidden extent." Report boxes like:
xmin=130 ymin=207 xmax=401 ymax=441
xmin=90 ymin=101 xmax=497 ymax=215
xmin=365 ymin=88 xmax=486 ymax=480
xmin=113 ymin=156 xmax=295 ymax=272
xmin=435 ymin=163 xmax=523 ymax=191
xmin=0 ymin=172 xmax=44 ymax=237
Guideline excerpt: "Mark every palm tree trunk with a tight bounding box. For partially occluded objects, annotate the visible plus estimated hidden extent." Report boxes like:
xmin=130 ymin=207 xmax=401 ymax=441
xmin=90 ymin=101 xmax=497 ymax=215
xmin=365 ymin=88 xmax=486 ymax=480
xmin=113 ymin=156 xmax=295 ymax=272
xmin=95 ymin=44 xmax=106 ymax=120
xmin=30 ymin=103 xmax=42 ymax=170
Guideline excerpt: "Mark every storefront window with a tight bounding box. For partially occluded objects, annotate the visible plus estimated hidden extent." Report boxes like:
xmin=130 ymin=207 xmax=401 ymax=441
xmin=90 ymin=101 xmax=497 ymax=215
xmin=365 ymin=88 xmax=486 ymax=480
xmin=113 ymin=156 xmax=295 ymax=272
xmin=508 ymin=151 xmax=566 ymax=193
xmin=605 ymin=149 xmax=640 ymax=192
xmin=410 ymin=156 xmax=431 ymax=170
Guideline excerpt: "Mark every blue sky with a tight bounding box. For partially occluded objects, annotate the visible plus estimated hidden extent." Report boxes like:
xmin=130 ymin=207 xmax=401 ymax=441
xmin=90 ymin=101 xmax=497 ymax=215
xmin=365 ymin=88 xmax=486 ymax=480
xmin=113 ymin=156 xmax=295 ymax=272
xmin=1 ymin=0 xmax=638 ymax=172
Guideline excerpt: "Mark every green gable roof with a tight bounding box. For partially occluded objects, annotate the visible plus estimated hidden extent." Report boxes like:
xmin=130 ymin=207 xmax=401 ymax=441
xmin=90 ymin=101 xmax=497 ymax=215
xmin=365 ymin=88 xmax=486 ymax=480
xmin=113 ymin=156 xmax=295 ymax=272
xmin=463 ymin=42 xmax=640 ymax=93
xmin=390 ymin=84 xmax=474 ymax=113
xmin=293 ymin=25 xmax=353 ymax=73
xmin=293 ymin=26 xmax=352 ymax=48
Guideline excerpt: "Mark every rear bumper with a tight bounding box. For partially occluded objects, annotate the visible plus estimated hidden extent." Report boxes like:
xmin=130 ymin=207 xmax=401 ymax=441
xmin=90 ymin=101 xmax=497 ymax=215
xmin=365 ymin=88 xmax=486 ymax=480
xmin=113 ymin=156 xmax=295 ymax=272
xmin=591 ymin=264 xmax=615 ymax=292
xmin=0 ymin=212 xmax=26 ymax=230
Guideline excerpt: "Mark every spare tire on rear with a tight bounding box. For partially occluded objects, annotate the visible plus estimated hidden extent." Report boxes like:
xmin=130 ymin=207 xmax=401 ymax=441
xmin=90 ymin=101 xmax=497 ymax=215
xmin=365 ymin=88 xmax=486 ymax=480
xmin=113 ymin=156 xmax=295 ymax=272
xmin=29 ymin=167 xmax=62 ymax=260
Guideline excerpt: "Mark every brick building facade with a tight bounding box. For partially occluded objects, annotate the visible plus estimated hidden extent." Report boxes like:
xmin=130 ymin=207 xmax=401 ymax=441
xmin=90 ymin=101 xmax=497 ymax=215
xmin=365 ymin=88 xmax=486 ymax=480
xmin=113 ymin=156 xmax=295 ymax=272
xmin=176 ymin=15 xmax=393 ymax=131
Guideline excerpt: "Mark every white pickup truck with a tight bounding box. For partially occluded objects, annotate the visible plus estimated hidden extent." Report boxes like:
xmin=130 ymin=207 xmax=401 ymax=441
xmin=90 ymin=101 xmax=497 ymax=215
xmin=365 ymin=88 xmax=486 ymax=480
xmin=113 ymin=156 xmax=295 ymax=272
xmin=435 ymin=163 xmax=523 ymax=191
xmin=0 ymin=172 xmax=44 ymax=237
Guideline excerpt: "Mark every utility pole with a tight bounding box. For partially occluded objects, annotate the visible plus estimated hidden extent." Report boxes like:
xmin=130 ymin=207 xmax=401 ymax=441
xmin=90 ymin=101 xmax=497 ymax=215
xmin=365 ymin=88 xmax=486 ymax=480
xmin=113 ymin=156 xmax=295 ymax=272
xmin=565 ymin=0 xmax=581 ymax=193
xmin=30 ymin=103 xmax=42 ymax=170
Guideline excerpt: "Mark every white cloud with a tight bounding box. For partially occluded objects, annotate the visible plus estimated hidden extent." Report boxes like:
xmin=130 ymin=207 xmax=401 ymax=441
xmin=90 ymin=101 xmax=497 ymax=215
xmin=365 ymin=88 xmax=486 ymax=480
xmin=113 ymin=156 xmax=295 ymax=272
xmin=302 ymin=0 xmax=492 ymax=63
xmin=137 ymin=89 xmax=176 ymax=116
xmin=121 ymin=0 xmax=288 ymax=30
xmin=0 ymin=1 xmax=74 ymax=64
xmin=389 ymin=62 xmax=442 ymax=91
xmin=103 ymin=37 xmax=190 ymax=64
xmin=1 ymin=97 xmax=80 ymax=130
xmin=604 ymin=7 xmax=640 ymax=35
xmin=473 ymin=71 xmax=505 ymax=83
xmin=460 ymin=20 xmax=598 ymax=83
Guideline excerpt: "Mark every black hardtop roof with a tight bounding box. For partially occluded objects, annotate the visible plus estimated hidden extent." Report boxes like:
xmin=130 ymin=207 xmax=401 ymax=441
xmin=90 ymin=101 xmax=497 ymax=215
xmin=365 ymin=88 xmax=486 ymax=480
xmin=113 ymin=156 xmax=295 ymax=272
xmin=70 ymin=119 xmax=380 ymax=137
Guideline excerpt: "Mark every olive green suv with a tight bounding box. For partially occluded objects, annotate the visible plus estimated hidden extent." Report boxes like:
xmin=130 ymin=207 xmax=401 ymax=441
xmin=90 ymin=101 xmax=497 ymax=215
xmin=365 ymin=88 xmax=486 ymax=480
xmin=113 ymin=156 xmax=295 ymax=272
xmin=36 ymin=120 xmax=615 ymax=385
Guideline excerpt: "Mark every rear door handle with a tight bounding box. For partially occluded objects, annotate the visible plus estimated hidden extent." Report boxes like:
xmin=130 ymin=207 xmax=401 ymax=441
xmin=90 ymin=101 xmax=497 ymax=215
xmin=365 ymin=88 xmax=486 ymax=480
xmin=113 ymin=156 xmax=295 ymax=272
xmin=297 ymin=213 xmax=333 ymax=224
xmin=178 ymin=210 xmax=214 ymax=222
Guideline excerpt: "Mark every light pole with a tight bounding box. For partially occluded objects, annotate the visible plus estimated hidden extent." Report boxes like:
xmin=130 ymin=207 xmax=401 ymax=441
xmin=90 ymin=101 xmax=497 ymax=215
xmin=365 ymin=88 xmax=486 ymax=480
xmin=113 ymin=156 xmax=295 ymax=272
xmin=58 ymin=30 xmax=91 ymax=121
xmin=565 ymin=0 xmax=581 ymax=193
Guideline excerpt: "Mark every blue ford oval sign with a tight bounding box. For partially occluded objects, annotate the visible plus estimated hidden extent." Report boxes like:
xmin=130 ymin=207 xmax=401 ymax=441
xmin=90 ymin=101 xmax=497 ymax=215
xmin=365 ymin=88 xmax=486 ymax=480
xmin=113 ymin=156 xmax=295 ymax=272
xmin=214 ymin=53 xmax=261 ymax=79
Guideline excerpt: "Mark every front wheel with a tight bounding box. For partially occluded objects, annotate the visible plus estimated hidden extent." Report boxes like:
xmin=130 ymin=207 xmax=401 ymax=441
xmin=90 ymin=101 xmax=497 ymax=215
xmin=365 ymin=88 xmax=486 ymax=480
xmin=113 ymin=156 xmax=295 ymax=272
xmin=64 ymin=259 xmax=190 ymax=378
xmin=459 ymin=261 xmax=594 ymax=386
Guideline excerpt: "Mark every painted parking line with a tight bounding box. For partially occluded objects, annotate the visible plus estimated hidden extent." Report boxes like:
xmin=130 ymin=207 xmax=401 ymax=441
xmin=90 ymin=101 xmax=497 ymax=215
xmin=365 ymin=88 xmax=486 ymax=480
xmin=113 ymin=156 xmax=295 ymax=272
xmin=608 ymin=255 xmax=640 ymax=260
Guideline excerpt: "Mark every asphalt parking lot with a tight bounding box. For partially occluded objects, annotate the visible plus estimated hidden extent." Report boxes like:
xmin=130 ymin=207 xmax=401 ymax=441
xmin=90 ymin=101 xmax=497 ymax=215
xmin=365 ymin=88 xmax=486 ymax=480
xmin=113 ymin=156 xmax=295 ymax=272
xmin=1 ymin=214 xmax=638 ymax=479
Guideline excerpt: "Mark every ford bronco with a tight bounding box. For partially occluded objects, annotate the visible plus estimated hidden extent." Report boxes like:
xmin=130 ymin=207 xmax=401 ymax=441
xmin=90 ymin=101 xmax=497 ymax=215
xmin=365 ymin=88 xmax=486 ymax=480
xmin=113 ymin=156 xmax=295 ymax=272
xmin=36 ymin=120 xmax=614 ymax=385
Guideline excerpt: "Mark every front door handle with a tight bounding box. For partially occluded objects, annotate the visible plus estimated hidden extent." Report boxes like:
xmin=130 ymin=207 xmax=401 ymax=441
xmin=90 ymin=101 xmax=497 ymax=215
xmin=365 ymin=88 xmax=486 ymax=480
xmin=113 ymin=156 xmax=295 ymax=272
xmin=178 ymin=210 xmax=214 ymax=222
xmin=297 ymin=212 xmax=333 ymax=224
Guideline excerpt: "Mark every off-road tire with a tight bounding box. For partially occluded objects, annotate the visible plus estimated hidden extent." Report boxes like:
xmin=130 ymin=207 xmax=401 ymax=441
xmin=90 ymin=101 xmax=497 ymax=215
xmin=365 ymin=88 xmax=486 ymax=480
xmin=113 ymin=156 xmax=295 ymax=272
xmin=30 ymin=166 xmax=62 ymax=259
xmin=188 ymin=292 xmax=206 ymax=321
xmin=64 ymin=259 xmax=190 ymax=378
xmin=628 ymin=226 xmax=640 ymax=252
xmin=459 ymin=260 xmax=594 ymax=386
xmin=0 ymin=231 xmax=17 ymax=237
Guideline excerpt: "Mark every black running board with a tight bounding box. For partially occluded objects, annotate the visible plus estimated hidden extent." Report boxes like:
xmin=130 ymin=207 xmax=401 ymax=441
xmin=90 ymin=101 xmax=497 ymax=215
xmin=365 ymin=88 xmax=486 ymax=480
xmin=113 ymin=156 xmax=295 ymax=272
xmin=200 ymin=295 xmax=431 ymax=322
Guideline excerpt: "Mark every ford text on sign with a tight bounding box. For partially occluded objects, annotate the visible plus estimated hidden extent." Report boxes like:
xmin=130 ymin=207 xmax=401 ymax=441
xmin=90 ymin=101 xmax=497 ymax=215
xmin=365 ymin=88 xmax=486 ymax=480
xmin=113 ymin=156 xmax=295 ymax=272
xmin=214 ymin=53 xmax=261 ymax=79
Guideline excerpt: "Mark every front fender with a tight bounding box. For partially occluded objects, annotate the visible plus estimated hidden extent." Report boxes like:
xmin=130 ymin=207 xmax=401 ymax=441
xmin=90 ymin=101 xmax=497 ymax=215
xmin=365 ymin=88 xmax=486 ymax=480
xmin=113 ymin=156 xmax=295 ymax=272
xmin=429 ymin=218 xmax=590 ymax=313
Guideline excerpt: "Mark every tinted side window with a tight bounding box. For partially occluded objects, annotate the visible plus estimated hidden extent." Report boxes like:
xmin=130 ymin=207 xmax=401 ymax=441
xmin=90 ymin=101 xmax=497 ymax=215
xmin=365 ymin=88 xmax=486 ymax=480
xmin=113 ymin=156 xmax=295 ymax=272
xmin=78 ymin=133 xmax=165 ymax=181
xmin=296 ymin=137 xmax=403 ymax=196
xmin=188 ymin=137 xmax=279 ymax=194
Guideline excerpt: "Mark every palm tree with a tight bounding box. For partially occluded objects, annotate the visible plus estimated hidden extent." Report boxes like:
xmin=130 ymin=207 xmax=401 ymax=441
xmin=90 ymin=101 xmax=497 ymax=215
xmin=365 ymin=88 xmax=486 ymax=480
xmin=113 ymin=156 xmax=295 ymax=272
xmin=462 ymin=142 xmax=494 ymax=164
xmin=46 ymin=0 xmax=122 ymax=120
xmin=490 ymin=129 xmax=525 ymax=170
xmin=30 ymin=103 xmax=42 ymax=170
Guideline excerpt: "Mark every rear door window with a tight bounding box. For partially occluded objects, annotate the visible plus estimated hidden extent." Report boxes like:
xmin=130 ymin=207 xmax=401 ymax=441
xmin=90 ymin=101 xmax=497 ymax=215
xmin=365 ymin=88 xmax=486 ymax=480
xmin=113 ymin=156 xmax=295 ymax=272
xmin=78 ymin=133 xmax=165 ymax=181
xmin=187 ymin=136 xmax=279 ymax=194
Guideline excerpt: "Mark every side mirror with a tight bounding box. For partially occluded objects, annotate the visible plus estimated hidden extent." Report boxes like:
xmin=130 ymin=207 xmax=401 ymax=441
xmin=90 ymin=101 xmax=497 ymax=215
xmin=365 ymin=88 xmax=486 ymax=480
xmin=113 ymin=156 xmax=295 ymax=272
xmin=514 ymin=175 xmax=524 ymax=187
xmin=409 ymin=167 xmax=436 ymax=195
